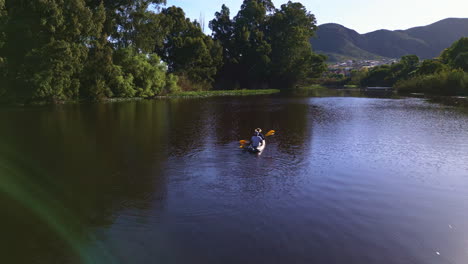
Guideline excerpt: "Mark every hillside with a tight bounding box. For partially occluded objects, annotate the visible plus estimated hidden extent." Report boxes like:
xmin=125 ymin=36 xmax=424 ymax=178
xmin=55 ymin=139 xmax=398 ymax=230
xmin=311 ymin=18 xmax=468 ymax=62
xmin=311 ymin=23 xmax=385 ymax=61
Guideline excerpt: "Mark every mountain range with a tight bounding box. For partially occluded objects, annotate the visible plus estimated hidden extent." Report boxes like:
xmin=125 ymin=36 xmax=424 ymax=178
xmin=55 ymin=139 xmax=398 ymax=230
xmin=310 ymin=18 xmax=468 ymax=62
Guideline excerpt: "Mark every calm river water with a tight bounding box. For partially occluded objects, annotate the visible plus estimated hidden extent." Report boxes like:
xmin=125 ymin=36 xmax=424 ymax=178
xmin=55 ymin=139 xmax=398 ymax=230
xmin=1 ymin=92 xmax=468 ymax=264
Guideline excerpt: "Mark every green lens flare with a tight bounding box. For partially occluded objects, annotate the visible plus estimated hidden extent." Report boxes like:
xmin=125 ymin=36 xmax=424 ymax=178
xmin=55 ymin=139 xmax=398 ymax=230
xmin=0 ymin=145 xmax=117 ymax=264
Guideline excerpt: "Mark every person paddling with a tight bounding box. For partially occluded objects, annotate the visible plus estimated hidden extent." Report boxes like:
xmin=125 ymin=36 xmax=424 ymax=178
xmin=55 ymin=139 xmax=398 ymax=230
xmin=254 ymin=128 xmax=265 ymax=141
xmin=250 ymin=128 xmax=265 ymax=150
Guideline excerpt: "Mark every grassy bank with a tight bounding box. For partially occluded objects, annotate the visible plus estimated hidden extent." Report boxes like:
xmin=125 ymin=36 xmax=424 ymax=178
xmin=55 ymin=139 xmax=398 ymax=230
xmin=295 ymin=85 xmax=327 ymax=90
xmin=395 ymin=69 xmax=468 ymax=96
xmin=3 ymin=89 xmax=281 ymax=105
xmin=168 ymin=89 xmax=280 ymax=98
xmin=297 ymin=84 xmax=360 ymax=90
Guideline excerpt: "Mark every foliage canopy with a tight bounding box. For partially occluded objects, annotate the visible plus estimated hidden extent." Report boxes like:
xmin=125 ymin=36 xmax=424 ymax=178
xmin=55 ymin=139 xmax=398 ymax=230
xmin=0 ymin=0 xmax=325 ymax=103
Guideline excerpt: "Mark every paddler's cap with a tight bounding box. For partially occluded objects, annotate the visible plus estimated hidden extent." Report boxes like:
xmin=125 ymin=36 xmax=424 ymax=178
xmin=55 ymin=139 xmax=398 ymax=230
xmin=255 ymin=128 xmax=262 ymax=133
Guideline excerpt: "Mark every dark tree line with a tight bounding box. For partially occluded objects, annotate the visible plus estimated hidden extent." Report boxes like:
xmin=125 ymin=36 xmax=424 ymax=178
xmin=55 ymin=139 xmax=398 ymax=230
xmin=210 ymin=1 xmax=326 ymax=89
xmin=0 ymin=0 xmax=325 ymax=103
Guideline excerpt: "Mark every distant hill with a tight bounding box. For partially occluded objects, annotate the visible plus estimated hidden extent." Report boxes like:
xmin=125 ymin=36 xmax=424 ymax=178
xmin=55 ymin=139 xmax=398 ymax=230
xmin=311 ymin=18 xmax=468 ymax=62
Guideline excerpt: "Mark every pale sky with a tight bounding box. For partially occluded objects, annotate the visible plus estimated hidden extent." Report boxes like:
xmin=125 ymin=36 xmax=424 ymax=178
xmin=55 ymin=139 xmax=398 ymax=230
xmin=166 ymin=0 xmax=468 ymax=34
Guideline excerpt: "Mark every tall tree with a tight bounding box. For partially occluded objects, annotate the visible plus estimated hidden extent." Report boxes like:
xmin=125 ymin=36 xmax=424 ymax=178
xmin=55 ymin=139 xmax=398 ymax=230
xmin=268 ymin=1 xmax=324 ymax=88
xmin=113 ymin=47 xmax=179 ymax=97
xmin=232 ymin=0 xmax=274 ymax=87
xmin=3 ymin=0 xmax=100 ymax=102
xmin=80 ymin=2 xmax=117 ymax=99
xmin=84 ymin=0 xmax=167 ymax=51
xmin=81 ymin=1 xmax=173 ymax=99
xmin=209 ymin=5 xmax=233 ymax=62
xmin=210 ymin=0 xmax=275 ymax=89
xmin=157 ymin=6 xmax=222 ymax=89
xmin=211 ymin=1 xmax=325 ymax=89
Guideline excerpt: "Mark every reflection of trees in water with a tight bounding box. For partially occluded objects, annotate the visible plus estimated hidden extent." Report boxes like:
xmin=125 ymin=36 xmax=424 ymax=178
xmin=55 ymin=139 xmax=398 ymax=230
xmin=203 ymin=97 xmax=317 ymax=196
xmin=292 ymin=88 xmax=360 ymax=97
xmin=195 ymin=96 xmax=316 ymax=155
xmin=164 ymin=98 xmax=210 ymax=157
xmin=0 ymin=100 xmax=189 ymax=263
xmin=0 ymin=156 xmax=105 ymax=264
xmin=210 ymin=97 xmax=279 ymax=144
xmin=0 ymin=97 xmax=319 ymax=263
xmin=195 ymin=96 xmax=304 ymax=145
xmin=270 ymin=100 xmax=315 ymax=156
xmin=200 ymin=97 xmax=316 ymax=195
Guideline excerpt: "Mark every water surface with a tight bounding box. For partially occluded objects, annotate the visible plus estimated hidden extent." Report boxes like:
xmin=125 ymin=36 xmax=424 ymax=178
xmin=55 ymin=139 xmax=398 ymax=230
xmin=1 ymin=93 xmax=468 ymax=264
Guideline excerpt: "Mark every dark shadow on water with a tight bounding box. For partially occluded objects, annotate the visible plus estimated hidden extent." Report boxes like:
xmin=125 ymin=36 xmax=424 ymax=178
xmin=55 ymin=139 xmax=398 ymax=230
xmin=0 ymin=96 xmax=317 ymax=263
xmin=2 ymin=93 xmax=468 ymax=263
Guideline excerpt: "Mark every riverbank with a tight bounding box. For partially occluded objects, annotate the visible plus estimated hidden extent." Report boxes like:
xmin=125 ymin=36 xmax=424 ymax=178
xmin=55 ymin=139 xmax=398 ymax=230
xmin=167 ymin=89 xmax=280 ymax=98
xmin=410 ymin=94 xmax=468 ymax=109
xmin=297 ymin=85 xmax=327 ymax=90
xmin=297 ymin=86 xmax=468 ymax=108
xmin=293 ymin=85 xmax=365 ymax=97
xmin=2 ymin=89 xmax=281 ymax=106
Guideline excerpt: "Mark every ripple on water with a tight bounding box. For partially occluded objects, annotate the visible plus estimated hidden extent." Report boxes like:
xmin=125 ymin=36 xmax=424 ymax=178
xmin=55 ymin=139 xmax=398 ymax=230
xmin=2 ymin=96 xmax=468 ymax=263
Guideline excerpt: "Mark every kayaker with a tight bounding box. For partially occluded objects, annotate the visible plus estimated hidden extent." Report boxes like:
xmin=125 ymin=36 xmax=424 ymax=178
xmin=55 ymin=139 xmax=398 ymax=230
xmin=254 ymin=128 xmax=265 ymax=141
xmin=250 ymin=128 xmax=265 ymax=149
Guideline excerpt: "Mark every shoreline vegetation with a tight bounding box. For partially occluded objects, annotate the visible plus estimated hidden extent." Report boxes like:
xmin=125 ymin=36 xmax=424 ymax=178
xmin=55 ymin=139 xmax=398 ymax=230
xmin=0 ymin=0 xmax=325 ymax=105
xmin=1 ymin=1 xmax=467 ymax=105
xmin=168 ymin=89 xmax=280 ymax=98
xmin=320 ymin=37 xmax=468 ymax=97
xmin=5 ymin=89 xmax=281 ymax=106
xmin=2 ymin=89 xmax=281 ymax=106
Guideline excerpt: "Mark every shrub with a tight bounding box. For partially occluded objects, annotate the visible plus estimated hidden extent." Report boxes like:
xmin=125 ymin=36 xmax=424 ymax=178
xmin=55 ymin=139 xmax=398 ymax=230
xmin=396 ymin=69 xmax=468 ymax=95
xmin=164 ymin=74 xmax=180 ymax=94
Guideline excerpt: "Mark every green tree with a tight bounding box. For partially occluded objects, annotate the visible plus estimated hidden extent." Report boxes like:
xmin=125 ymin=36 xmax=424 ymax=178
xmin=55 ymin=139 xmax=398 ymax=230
xmin=112 ymin=0 xmax=167 ymax=52
xmin=268 ymin=1 xmax=325 ymax=88
xmin=209 ymin=5 xmax=233 ymax=62
xmin=361 ymin=65 xmax=392 ymax=87
xmin=157 ymin=6 xmax=222 ymax=90
xmin=386 ymin=55 xmax=419 ymax=83
xmin=80 ymin=2 xmax=146 ymax=100
xmin=80 ymin=4 xmax=119 ymax=100
xmin=396 ymin=69 xmax=468 ymax=95
xmin=85 ymin=0 xmax=167 ymax=51
xmin=81 ymin=1 xmax=175 ymax=99
xmin=113 ymin=48 xmax=173 ymax=97
xmin=232 ymin=0 xmax=274 ymax=87
xmin=441 ymin=37 xmax=468 ymax=71
xmin=3 ymin=0 xmax=100 ymax=102
xmin=415 ymin=59 xmax=446 ymax=75
xmin=211 ymin=1 xmax=324 ymax=90
xmin=359 ymin=55 xmax=420 ymax=87
xmin=349 ymin=68 xmax=369 ymax=85
xmin=453 ymin=52 xmax=468 ymax=71
xmin=210 ymin=0 xmax=274 ymax=89
xmin=400 ymin=55 xmax=420 ymax=71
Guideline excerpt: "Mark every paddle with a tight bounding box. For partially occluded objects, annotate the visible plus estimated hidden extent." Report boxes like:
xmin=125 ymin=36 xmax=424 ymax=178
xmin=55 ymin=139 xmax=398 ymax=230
xmin=265 ymin=130 xmax=275 ymax=137
xmin=239 ymin=130 xmax=275 ymax=148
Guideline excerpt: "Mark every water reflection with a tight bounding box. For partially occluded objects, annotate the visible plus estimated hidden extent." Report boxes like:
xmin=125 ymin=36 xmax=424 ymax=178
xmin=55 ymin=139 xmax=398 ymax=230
xmin=0 ymin=96 xmax=317 ymax=263
xmin=0 ymin=101 xmax=189 ymax=262
xmin=1 ymin=94 xmax=468 ymax=264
